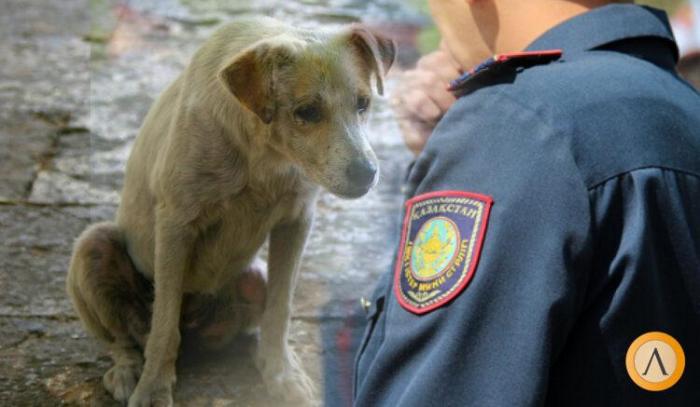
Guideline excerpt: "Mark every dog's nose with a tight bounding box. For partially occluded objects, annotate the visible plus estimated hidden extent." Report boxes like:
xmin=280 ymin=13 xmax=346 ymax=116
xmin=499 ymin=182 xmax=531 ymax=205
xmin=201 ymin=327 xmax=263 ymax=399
xmin=347 ymin=159 xmax=377 ymax=186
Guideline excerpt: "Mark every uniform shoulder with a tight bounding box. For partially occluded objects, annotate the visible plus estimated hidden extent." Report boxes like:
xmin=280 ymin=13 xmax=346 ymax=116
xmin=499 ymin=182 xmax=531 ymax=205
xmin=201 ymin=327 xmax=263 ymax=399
xmin=453 ymin=51 xmax=700 ymax=188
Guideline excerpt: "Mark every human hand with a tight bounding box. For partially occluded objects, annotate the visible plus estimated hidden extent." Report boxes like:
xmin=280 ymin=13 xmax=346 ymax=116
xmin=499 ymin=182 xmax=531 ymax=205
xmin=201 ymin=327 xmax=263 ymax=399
xmin=391 ymin=42 xmax=461 ymax=155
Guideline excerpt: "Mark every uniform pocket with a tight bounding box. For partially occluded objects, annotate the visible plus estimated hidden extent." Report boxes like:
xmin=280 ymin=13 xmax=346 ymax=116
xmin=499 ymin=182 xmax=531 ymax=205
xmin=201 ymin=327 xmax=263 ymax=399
xmin=357 ymin=295 xmax=385 ymax=356
xmin=353 ymin=290 xmax=386 ymax=399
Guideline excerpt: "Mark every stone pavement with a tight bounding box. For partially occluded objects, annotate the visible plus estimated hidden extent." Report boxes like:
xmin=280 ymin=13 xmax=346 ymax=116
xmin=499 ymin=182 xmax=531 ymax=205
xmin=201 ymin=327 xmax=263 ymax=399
xmin=0 ymin=0 xmax=422 ymax=405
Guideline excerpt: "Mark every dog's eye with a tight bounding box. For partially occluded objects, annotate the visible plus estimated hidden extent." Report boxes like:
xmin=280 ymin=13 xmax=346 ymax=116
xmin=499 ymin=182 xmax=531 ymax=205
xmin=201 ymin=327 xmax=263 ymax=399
xmin=294 ymin=104 xmax=322 ymax=123
xmin=357 ymin=96 xmax=370 ymax=114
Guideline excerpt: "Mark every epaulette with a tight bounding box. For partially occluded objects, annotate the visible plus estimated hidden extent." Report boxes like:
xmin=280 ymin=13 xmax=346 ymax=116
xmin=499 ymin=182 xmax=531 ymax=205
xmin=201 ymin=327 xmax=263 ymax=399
xmin=448 ymin=50 xmax=563 ymax=97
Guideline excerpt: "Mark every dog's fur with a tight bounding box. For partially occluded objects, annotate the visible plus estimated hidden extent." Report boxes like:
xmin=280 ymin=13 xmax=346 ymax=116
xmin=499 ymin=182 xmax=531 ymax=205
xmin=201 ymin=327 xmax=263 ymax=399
xmin=66 ymin=17 xmax=394 ymax=406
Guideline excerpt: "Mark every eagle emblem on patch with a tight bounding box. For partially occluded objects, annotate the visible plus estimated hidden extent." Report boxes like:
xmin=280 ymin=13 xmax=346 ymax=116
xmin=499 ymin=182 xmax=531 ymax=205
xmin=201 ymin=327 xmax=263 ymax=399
xmin=394 ymin=191 xmax=493 ymax=314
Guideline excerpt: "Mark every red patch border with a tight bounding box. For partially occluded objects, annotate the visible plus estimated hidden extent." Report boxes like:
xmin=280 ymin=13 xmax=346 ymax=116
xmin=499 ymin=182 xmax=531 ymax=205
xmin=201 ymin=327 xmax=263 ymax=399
xmin=394 ymin=190 xmax=493 ymax=315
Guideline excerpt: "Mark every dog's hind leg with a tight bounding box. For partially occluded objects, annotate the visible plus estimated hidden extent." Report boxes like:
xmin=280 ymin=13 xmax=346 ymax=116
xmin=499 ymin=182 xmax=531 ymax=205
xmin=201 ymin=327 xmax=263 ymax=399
xmin=67 ymin=222 xmax=153 ymax=403
xmin=181 ymin=259 xmax=267 ymax=351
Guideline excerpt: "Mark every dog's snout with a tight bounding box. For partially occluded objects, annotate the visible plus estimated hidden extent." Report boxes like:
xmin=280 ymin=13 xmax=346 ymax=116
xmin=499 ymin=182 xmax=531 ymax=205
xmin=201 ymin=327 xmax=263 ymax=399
xmin=347 ymin=158 xmax=377 ymax=186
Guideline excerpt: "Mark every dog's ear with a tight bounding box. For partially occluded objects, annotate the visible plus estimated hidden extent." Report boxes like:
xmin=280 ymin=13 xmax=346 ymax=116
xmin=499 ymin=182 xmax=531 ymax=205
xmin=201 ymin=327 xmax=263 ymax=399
xmin=219 ymin=42 xmax=294 ymax=124
xmin=345 ymin=25 xmax=396 ymax=95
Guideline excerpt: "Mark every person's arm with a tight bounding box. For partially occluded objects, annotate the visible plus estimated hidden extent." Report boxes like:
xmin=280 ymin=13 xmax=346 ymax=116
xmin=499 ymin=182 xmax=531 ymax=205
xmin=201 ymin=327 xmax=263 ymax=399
xmin=391 ymin=41 xmax=460 ymax=155
xmin=355 ymin=90 xmax=592 ymax=406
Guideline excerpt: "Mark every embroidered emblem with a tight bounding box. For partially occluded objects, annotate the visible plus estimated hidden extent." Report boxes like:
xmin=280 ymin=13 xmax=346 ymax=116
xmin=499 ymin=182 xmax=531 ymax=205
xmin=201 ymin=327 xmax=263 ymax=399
xmin=394 ymin=191 xmax=493 ymax=314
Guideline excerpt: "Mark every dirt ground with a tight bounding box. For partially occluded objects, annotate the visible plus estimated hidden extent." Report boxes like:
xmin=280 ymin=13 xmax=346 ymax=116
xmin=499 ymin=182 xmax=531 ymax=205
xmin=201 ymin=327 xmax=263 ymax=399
xmin=0 ymin=0 xmax=420 ymax=405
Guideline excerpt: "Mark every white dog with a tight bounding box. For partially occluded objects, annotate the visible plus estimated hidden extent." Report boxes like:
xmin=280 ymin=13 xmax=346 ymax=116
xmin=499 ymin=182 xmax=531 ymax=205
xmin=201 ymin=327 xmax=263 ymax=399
xmin=66 ymin=16 xmax=395 ymax=406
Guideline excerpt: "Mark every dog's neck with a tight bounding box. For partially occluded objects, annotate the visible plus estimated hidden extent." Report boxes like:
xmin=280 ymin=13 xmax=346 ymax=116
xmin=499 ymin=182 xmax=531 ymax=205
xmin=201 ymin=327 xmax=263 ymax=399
xmin=184 ymin=86 xmax=313 ymax=201
xmin=220 ymin=112 xmax=311 ymax=196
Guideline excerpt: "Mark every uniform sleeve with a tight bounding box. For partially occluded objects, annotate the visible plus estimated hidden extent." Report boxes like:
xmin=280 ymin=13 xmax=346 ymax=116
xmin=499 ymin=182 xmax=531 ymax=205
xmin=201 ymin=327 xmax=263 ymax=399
xmin=548 ymin=167 xmax=700 ymax=405
xmin=354 ymin=91 xmax=593 ymax=406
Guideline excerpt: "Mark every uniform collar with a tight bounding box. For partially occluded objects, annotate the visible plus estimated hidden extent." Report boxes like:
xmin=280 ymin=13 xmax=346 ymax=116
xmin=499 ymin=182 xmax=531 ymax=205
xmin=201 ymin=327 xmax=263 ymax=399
xmin=526 ymin=4 xmax=679 ymax=62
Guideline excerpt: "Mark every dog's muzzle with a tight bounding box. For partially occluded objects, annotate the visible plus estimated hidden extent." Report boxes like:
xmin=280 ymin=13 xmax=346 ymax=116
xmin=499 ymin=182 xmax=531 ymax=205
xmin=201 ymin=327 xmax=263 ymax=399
xmin=346 ymin=158 xmax=377 ymax=189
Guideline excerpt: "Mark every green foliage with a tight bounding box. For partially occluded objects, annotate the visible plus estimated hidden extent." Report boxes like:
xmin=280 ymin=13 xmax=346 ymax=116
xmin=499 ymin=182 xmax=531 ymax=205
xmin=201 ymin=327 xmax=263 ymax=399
xmin=637 ymin=0 xmax=685 ymax=13
xmin=409 ymin=0 xmax=689 ymax=54
xmin=417 ymin=26 xmax=440 ymax=54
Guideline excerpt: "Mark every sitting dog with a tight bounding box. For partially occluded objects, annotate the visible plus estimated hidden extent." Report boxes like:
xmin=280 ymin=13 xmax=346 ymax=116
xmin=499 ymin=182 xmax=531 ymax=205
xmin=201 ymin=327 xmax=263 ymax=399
xmin=66 ymin=16 xmax=394 ymax=406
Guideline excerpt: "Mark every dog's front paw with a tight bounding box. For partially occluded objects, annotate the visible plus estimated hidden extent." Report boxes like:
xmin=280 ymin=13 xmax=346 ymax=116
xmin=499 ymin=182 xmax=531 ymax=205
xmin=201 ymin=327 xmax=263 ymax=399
xmin=103 ymin=363 xmax=142 ymax=403
xmin=256 ymin=348 xmax=316 ymax=405
xmin=127 ymin=380 xmax=173 ymax=407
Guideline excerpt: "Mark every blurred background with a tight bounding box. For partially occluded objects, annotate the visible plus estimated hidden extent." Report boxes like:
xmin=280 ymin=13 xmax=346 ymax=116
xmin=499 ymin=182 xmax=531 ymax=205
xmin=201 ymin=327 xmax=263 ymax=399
xmin=411 ymin=0 xmax=691 ymax=53
xmin=0 ymin=0 xmax=697 ymax=406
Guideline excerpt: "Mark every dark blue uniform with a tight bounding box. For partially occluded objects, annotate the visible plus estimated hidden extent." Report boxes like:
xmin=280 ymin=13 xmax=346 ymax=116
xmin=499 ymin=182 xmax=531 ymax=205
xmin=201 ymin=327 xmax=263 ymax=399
xmin=354 ymin=4 xmax=700 ymax=406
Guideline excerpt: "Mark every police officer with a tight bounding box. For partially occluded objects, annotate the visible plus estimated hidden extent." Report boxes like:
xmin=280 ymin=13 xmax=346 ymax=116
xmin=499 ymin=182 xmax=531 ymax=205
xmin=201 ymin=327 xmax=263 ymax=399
xmin=354 ymin=1 xmax=700 ymax=406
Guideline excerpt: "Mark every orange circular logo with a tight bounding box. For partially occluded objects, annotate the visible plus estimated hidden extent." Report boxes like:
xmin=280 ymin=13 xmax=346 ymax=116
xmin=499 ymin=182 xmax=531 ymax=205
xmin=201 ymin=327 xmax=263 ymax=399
xmin=626 ymin=332 xmax=685 ymax=391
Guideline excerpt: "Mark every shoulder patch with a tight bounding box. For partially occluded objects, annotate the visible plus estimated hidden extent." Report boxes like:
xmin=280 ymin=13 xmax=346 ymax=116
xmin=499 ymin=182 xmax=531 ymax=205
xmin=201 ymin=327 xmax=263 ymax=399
xmin=394 ymin=191 xmax=493 ymax=314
